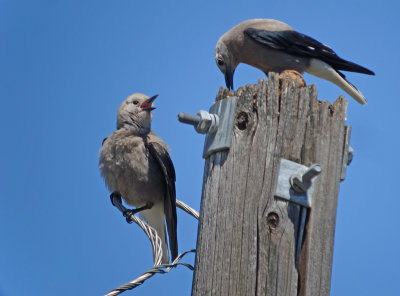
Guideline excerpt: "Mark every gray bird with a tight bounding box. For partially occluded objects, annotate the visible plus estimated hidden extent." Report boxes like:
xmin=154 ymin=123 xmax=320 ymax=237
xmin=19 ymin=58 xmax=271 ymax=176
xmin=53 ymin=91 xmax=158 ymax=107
xmin=215 ymin=19 xmax=374 ymax=105
xmin=99 ymin=93 xmax=178 ymax=264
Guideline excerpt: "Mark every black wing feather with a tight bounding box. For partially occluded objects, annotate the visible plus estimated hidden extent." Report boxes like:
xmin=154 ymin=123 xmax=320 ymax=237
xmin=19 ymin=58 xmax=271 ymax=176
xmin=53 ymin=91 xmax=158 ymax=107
xmin=147 ymin=141 xmax=178 ymax=261
xmin=244 ymin=28 xmax=374 ymax=75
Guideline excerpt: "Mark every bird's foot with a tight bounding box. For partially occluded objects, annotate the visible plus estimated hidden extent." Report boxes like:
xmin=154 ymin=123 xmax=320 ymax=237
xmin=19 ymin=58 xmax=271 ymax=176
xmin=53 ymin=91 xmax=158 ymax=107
xmin=123 ymin=202 xmax=154 ymax=224
xmin=279 ymin=70 xmax=306 ymax=87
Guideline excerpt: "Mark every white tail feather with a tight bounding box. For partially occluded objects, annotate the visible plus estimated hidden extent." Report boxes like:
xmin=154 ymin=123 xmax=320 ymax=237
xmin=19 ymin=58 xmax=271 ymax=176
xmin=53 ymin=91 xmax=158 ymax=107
xmin=306 ymin=58 xmax=367 ymax=105
xmin=140 ymin=202 xmax=169 ymax=264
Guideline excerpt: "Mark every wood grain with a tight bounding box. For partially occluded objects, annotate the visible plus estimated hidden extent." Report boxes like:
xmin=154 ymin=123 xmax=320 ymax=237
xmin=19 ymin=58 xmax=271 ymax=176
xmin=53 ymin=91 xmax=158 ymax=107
xmin=192 ymin=73 xmax=348 ymax=296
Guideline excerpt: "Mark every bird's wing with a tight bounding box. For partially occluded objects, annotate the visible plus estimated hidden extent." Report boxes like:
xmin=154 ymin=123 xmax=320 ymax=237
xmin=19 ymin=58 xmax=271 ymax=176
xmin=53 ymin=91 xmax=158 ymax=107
xmin=244 ymin=28 xmax=374 ymax=75
xmin=147 ymin=141 xmax=178 ymax=261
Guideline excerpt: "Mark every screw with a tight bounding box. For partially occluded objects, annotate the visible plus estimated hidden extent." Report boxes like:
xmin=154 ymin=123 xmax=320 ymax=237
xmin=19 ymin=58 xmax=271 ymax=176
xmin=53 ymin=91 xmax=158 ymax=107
xmin=178 ymin=113 xmax=201 ymax=126
xmin=302 ymin=164 xmax=322 ymax=183
xmin=347 ymin=146 xmax=354 ymax=165
xmin=290 ymin=163 xmax=322 ymax=193
xmin=177 ymin=111 xmax=219 ymax=134
xmin=290 ymin=176 xmax=308 ymax=193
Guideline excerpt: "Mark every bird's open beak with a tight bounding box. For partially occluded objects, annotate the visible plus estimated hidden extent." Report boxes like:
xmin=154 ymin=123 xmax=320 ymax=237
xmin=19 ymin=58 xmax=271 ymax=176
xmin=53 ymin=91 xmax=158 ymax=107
xmin=140 ymin=94 xmax=158 ymax=111
xmin=225 ymin=67 xmax=235 ymax=90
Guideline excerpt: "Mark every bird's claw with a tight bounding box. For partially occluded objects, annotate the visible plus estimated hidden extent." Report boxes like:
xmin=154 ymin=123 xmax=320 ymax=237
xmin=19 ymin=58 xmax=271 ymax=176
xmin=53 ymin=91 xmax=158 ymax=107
xmin=122 ymin=202 xmax=154 ymax=224
xmin=123 ymin=209 xmax=135 ymax=224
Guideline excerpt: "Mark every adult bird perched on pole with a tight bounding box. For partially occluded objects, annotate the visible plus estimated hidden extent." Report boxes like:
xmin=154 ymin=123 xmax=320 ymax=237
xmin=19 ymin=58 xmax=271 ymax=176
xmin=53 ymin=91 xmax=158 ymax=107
xmin=99 ymin=93 xmax=178 ymax=264
xmin=215 ymin=19 xmax=375 ymax=105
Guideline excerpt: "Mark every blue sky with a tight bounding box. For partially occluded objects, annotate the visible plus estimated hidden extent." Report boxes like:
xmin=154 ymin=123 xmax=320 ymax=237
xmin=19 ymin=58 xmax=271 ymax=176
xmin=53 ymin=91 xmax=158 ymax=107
xmin=1 ymin=0 xmax=399 ymax=295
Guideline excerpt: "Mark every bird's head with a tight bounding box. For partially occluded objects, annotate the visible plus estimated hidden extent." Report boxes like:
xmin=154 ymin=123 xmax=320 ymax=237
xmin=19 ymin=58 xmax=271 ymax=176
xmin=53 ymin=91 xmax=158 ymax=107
xmin=215 ymin=40 xmax=238 ymax=90
xmin=117 ymin=93 xmax=158 ymax=135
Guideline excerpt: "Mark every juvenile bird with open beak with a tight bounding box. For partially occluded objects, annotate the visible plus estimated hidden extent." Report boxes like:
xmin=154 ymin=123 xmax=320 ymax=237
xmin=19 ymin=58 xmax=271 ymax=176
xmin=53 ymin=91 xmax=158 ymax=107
xmin=99 ymin=93 xmax=178 ymax=264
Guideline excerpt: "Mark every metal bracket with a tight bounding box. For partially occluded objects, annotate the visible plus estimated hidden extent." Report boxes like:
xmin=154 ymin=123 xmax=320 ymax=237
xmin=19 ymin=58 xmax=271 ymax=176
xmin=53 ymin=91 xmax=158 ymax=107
xmin=341 ymin=125 xmax=353 ymax=181
xmin=275 ymin=159 xmax=321 ymax=208
xmin=274 ymin=158 xmax=322 ymax=268
xmin=178 ymin=96 xmax=238 ymax=158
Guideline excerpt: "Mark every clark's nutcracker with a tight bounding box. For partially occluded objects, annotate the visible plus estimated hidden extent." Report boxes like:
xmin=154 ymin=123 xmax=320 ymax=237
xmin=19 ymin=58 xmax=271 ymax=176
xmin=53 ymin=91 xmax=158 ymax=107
xmin=215 ymin=19 xmax=375 ymax=105
xmin=99 ymin=93 xmax=178 ymax=264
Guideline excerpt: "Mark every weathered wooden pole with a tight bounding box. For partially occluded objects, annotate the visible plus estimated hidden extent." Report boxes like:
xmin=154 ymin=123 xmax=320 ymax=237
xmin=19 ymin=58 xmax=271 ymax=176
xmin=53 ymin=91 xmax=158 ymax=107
xmin=191 ymin=73 xmax=348 ymax=296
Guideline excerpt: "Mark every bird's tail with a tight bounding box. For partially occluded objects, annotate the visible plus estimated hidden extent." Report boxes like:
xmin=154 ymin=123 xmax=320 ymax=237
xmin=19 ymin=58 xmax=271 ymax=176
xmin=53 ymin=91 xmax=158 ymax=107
xmin=307 ymin=58 xmax=367 ymax=105
xmin=140 ymin=202 xmax=170 ymax=264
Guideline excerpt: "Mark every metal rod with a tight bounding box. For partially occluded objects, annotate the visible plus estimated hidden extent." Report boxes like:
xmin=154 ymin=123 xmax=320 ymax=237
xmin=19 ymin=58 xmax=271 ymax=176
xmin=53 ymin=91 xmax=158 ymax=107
xmin=177 ymin=112 xmax=201 ymax=126
xmin=302 ymin=164 xmax=322 ymax=183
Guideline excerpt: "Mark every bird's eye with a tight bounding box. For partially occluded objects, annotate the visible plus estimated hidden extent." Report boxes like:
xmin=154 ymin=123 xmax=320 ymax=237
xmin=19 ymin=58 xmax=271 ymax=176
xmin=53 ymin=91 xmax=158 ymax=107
xmin=217 ymin=59 xmax=224 ymax=66
xmin=132 ymin=100 xmax=139 ymax=105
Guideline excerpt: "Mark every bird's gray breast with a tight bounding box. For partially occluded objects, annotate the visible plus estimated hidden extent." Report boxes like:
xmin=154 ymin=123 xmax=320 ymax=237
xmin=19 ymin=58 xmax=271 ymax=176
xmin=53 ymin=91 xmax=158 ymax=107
xmin=99 ymin=131 xmax=165 ymax=207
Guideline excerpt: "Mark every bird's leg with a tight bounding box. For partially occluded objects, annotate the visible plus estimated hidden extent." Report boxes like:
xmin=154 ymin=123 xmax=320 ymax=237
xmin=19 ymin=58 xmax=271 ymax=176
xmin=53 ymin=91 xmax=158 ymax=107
xmin=123 ymin=202 xmax=154 ymax=223
xmin=110 ymin=192 xmax=153 ymax=223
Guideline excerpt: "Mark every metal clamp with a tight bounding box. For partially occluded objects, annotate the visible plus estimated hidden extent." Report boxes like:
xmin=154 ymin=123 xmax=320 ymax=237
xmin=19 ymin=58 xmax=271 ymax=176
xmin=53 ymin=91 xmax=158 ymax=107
xmin=341 ymin=125 xmax=354 ymax=181
xmin=275 ymin=159 xmax=321 ymax=208
xmin=274 ymin=158 xmax=322 ymax=268
xmin=178 ymin=96 xmax=238 ymax=158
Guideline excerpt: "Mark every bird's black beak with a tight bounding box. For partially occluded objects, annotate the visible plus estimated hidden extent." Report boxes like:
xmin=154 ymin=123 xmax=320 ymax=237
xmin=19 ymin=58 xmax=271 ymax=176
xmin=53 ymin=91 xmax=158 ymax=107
xmin=140 ymin=94 xmax=158 ymax=111
xmin=224 ymin=67 xmax=235 ymax=90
